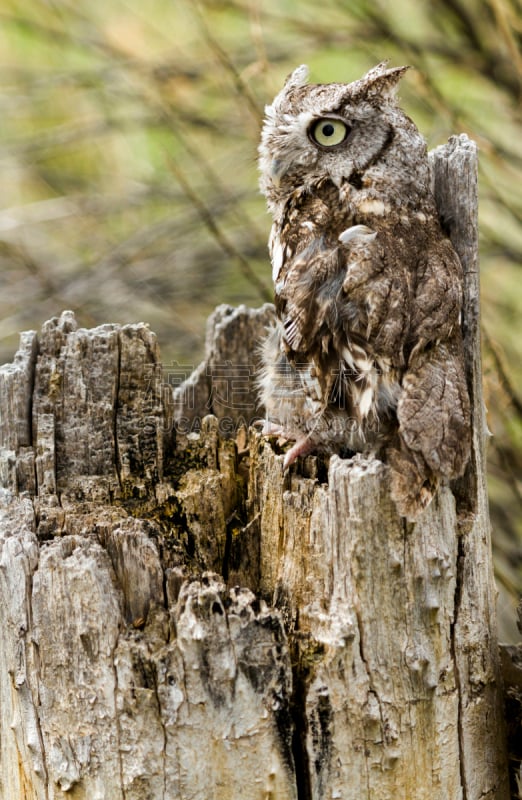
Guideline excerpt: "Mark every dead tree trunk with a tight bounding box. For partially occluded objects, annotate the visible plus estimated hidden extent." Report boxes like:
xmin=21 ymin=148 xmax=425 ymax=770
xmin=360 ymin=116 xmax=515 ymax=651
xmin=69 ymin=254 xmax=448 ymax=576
xmin=0 ymin=135 xmax=510 ymax=799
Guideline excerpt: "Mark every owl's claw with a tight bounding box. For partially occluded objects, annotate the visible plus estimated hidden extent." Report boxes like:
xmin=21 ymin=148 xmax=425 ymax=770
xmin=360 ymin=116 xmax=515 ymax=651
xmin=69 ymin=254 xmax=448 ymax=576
xmin=283 ymin=438 xmax=313 ymax=470
xmin=260 ymin=420 xmax=287 ymax=437
xmin=258 ymin=422 xmax=312 ymax=468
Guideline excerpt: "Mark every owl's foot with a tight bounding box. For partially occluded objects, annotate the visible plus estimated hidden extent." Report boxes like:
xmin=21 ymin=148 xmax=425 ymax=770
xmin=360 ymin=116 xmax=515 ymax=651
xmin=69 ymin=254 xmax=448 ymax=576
xmin=257 ymin=421 xmax=314 ymax=469
xmin=259 ymin=420 xmax=287 ymax=437
xmin=283 ymin=437 xmax=313 ymax=470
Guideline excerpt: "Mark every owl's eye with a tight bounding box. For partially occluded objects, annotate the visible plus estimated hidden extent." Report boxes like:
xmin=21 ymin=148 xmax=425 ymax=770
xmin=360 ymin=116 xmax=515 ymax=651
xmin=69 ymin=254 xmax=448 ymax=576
xmin=309 ymin=118 xmax=350 ymax=148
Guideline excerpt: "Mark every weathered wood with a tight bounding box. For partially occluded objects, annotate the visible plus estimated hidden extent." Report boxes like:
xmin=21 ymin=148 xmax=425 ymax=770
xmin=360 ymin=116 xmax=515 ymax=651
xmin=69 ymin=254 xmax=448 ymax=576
xmin=0 ymin=318 xmax=295 ymax=800
xmin=430 ymin=135 xmax=508 ymax=800
xmin=0 ymin=136 xmax=510 ymax=799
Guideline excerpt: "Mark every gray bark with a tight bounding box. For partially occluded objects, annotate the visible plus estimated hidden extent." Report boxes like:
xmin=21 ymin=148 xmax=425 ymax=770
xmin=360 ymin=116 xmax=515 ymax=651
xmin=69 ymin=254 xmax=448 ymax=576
xmin=0 ymin=135 xmax=510 ymax=799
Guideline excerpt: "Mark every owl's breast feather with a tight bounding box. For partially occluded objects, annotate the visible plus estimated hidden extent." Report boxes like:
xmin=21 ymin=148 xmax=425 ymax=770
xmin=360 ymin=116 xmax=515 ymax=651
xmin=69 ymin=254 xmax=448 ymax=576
xmin=269 ymin=227 xmax=285 ymax=282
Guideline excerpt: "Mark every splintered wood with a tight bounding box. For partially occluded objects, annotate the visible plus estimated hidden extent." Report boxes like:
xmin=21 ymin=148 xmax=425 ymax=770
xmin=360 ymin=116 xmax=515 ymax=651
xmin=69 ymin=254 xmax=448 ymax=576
xmin=0 ymin=136 xmax=510 ymax=799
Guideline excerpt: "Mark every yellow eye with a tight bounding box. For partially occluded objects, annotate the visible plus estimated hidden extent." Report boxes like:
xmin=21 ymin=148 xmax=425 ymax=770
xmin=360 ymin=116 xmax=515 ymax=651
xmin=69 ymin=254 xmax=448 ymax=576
xmin=310 ymin=118 xmax=350 ymax=147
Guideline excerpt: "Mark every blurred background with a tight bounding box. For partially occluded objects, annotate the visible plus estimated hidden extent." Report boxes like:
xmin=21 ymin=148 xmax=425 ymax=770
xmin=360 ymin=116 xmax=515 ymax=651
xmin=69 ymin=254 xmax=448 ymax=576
xmin=0 ymin=0 xmax=520 ymax=638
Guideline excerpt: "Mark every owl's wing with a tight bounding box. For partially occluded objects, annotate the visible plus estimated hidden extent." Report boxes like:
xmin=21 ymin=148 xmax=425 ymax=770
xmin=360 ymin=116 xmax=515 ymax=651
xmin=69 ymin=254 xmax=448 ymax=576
xmin=397 ymin=335 xmax=470 ymax=478
xmin=410 ymin=238 xmax=463 ymax=346
xmin=398 ymin=236 xmax=470 ymax=475
xmin=387 ymin=335 xmax=470 ymax=520
xmin=277 ymin=223 xmax=391 ymax=352
xmin=339 ymin=228 xmax=412 ymax=362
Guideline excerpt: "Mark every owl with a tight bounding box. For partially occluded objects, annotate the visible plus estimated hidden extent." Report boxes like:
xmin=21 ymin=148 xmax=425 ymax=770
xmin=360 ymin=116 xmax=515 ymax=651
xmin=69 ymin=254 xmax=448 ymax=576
xmin=257 ymin=62 xmax=471 ymax=520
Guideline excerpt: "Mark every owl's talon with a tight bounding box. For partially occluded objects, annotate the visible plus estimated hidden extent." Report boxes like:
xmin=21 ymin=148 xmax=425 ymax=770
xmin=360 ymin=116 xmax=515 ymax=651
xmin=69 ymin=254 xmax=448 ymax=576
xmin=260 ymin=421 xmax=287 ymax=437
xmin=283 ymin=438 xmax=313 ymax=470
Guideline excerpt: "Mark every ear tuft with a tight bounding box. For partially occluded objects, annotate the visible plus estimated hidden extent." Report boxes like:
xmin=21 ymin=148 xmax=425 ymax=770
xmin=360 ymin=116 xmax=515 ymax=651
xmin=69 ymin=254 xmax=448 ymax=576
xmin=284 ymin=64 xmax=309 ymax=90
xmin=268 ymin=65 xmax=309 ymax=111
xmin=357 ymin=62 xmax=411 ymax=100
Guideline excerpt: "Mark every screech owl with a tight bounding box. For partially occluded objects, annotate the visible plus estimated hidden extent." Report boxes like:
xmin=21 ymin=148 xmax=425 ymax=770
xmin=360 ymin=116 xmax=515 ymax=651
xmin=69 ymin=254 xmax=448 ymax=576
xmin=258 ymin=62 xmax=471 ymax=520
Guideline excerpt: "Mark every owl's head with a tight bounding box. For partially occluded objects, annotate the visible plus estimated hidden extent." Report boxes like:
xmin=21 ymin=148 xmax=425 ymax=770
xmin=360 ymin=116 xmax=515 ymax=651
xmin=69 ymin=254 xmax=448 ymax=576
xmin=259 ymin=63 xmax=430 ymax=213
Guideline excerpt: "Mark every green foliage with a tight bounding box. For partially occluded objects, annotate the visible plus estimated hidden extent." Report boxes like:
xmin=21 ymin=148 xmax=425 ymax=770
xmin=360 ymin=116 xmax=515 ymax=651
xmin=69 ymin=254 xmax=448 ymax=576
xmin=1 ymin=0 xmax=521 ymax=634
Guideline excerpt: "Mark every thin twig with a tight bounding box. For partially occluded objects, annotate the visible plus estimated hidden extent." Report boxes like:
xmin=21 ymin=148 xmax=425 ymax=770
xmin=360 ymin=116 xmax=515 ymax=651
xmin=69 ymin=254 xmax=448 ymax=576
xmin=168 ymin=156 xmax=271 ymax=302
xmin=190 ymin=1 xmax=264 ymax=125
xmin=483 ymin=326 xmax=522 ymax=419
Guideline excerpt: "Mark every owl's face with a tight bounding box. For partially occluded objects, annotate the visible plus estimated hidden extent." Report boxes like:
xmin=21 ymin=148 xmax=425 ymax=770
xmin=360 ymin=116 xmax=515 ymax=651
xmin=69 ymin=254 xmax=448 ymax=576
xmin=259 ymin=63 xmax=429 ymax=213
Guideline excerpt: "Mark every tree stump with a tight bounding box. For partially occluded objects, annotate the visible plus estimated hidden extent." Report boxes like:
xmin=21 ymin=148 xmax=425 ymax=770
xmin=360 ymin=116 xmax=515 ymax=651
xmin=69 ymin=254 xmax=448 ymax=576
xmin=0 ymin=135 xmax=510 ymax=799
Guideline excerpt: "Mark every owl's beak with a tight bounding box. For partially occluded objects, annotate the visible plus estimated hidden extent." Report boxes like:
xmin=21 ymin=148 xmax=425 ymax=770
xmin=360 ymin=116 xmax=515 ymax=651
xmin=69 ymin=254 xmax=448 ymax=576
xmin=270 ymin=159 xmax=287 ymax=187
